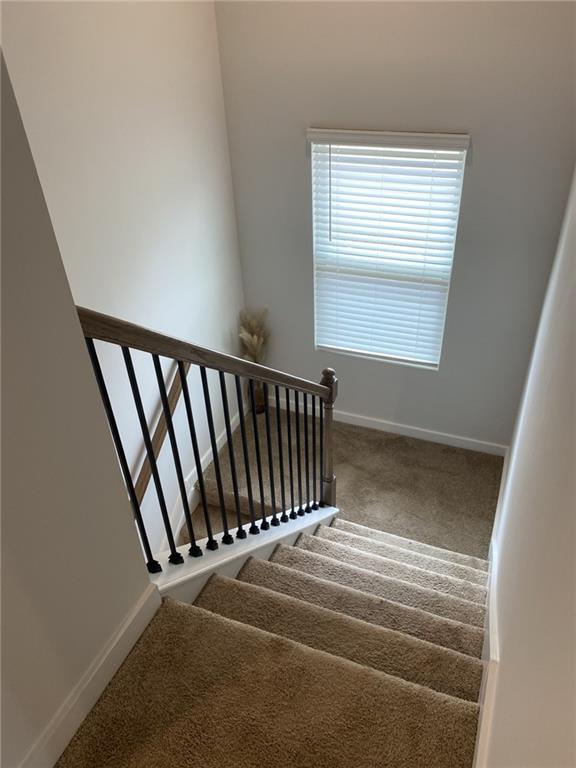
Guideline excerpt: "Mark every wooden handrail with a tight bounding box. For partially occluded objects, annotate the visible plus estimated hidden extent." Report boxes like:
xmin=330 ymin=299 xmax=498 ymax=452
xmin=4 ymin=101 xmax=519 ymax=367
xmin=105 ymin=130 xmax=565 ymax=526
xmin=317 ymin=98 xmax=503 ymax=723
xmin=80 ymin=304 xmax=338 ymax=567
xmin=78 ymin=307 xmax=330 ymax=400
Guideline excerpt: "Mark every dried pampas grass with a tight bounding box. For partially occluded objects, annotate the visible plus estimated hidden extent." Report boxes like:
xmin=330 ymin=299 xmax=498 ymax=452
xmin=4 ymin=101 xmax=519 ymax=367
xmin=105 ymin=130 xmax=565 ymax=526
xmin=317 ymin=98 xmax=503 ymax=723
xmin=239 ymin=308 xmax=269 ymax=365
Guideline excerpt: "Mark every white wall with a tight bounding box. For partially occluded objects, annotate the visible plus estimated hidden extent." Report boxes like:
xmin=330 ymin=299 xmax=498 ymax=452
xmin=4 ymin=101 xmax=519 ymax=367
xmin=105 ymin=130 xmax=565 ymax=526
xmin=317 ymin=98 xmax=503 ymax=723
xmin=484 ymin=170 xmax=575 ymax=766
xmin=1 ymin=58 xmax=156 ymax=768
xmin=216 ymin=1 xmax=575 ymax=449
xmin=3 ymin=1 xmax=245 ymax=551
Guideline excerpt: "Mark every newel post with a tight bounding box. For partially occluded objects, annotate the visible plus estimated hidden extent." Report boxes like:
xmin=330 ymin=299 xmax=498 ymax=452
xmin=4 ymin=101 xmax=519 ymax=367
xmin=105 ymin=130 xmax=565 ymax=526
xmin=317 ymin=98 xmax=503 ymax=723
xmin=320 ymin=367 xmax=338 ymax=507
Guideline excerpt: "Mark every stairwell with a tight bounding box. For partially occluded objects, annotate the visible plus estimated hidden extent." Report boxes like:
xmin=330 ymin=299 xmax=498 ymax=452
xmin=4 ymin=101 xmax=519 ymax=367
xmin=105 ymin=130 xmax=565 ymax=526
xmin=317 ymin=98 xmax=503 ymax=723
xmin=56 ymin=516 xmax=487 ymax=768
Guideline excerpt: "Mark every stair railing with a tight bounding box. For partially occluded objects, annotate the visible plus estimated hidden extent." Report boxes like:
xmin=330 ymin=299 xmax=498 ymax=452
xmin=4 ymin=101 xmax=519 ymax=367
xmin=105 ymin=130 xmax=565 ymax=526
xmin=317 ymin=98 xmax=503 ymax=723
xmin=78 ymin=307 xmax=337 ymax=574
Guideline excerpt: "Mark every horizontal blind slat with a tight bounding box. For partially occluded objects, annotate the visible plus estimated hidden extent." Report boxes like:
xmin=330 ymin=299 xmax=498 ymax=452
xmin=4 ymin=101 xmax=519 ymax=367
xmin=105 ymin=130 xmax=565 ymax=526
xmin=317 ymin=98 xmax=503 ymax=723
xmin=311 ymin=138 xmax=466 ymax=367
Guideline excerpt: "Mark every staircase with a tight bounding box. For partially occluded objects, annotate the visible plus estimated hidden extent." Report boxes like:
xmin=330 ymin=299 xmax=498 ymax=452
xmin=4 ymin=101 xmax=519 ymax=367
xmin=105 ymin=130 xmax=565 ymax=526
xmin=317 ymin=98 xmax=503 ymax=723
xmin=57 ymin=516 xmax=487 ymax=768
xmin=68 ymin=308 xmax=489 ymax=767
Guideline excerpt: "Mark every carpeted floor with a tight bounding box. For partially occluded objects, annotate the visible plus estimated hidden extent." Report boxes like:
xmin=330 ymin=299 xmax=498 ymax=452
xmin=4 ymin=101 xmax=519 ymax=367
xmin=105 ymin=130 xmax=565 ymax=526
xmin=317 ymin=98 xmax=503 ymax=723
xmin=195 ymin=411 xmax=502 ymax=559
xmin=330 ymin=421 xmax=502 ymax=558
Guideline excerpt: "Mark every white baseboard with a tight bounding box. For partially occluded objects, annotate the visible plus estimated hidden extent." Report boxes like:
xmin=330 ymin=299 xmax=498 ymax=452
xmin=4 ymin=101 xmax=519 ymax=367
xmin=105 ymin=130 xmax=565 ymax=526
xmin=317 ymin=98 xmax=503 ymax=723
xmin=474 ymin=513 xmax=502 ymax=767
xmin=19 ymin=584 xmax=161 ymax=768
xmin=333 ymin=408 xmax=508 ymax=456
xmin=474 ymin=656 xmax=499 ymax=768
xmin=270 ymin=394 xmax=507 ymax=456
xmin=474 ymin=582 xmax=500 ymax=767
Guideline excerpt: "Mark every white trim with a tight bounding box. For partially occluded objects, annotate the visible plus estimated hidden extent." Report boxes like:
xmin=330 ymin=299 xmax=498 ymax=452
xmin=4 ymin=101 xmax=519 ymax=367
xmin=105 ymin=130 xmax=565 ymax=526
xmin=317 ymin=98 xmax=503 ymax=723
xmin=315 ymin=342 xmax=440 ymax=371
xmin=152 ymin=506 xmax=338 ymax=604
xmin=473 ymin=561 xmax=500 ymax=768
xmin=333 ymin=408 xmax=508 ymax=456
xmin=474 ymin=657 xmax=500 ymax=768
xmin=473 ymin=448 xmax=510 ymax=766
xmin=307 ymin=127 xmax=470 ymax=151
xmin=18 ymin=584 xmax=161 ymax=768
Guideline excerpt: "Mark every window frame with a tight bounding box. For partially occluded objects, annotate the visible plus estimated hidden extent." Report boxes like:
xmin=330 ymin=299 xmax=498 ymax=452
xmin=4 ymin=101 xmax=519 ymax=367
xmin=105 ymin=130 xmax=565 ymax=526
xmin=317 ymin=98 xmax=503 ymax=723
xmin=308 ymin=128 xmax=469 ymax=371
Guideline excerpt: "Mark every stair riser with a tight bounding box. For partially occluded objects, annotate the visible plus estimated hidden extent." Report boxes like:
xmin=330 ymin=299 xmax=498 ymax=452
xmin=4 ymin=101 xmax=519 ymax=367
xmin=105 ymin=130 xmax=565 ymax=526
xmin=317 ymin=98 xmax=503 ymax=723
xmin=321 ymin=525 xmax=488 ymax=586
xmin=299 ymin=535 xmax=487 ymax=605
xmin=334 ymin=518 xmax=489 ymax=572
xmin=272 ymin=545 xmax=486 ymax=628
xmin=239 ymin=557 xmax=485 ymax=658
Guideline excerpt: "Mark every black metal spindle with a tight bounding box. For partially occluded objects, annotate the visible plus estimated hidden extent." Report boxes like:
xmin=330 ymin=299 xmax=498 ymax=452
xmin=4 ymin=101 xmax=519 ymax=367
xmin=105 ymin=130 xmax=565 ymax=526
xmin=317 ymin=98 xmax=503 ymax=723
xmin=263 ymin=384 xmax=279 ymax=526
xmin=86 ymin=339 xmax=161 ymax=573
xmin=275 ymin=386 xmax=289 ymax=523
xmin=200 ymin=367 xmax=233 ymax=545
xmin=235 ymin=376 xmax=259 ymax=535
xmin=249 ymin=379 xmax=269 ymax=530
xmin=319 ymin=403 xmax=325 ymax=507
xmin=179 ymin=362 xmax=218 ymax=551
xmin=153 ymin=355 xmax=202 ymax=558
xmin=304 ymin=392 xmax=311 ymax=513
xmin=312 ymin=395 xmax=319 ymax=509
xmin=122 ymin=347 xmax=184 ymax=565
xmin=219 ymin=371 xmax=246 ymax=540
xmin=285 ymin=388 xmax=297 ymax=520
xmin=294 ymin=390 xmax=305 ymax=516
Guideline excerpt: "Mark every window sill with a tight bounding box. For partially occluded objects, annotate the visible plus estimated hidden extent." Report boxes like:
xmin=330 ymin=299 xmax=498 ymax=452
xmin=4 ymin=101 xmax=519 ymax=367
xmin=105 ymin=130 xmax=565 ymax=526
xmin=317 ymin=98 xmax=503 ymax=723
xmin=314 ymin=343 xmax=441 ymax=371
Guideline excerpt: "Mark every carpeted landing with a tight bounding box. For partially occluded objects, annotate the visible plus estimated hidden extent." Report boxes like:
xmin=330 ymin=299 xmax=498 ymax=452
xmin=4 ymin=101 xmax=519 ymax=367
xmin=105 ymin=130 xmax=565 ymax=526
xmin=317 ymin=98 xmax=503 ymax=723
xmin=199 ymin=408 xmax=502 ymax=559
xmin=57 ymin=517 xmax=488 ymax=768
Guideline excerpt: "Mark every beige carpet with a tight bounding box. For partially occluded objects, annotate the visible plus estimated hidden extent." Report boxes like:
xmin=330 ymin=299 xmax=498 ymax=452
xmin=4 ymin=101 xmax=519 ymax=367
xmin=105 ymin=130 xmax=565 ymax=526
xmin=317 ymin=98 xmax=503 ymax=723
xmin=57 ymin=598 xmax=479 ymax=768
xmin=239 ymin=556 xmax=485 ymax=657
xmin=196 ymin=574 xmax=483 ymax=702
xmin=297 ymin=533 xmax=487 ymax=604
xmin=272 ymin=543 xmax=486 ymax=628
xmin=334 ymin=518 xmax=489 ymax=571
xmin=198 ymin=409 xmax=502 ymax=559
xmin=318 ymin=524 xmax=488 ymax=584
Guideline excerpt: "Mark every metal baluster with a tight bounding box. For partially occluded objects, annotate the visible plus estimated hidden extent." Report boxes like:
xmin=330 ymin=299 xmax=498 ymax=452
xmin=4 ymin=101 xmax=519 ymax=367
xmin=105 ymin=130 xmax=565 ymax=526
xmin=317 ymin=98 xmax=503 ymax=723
xmin=304 ymin=392 xmax=311 ymax=513
xmin=263 ymin=384 xmax=279 ymax=526
xmin=275 ymin=386 xmax=289 ymax=523
xmin=153 ymin=355 xmax=202 ymax=558
xmin=178 ymin=362 xmax=218 ymax=551
xmin=235 ymin=376 xmax=259 ymax=535
xmin=319 ymin=402 xmax=325 ymax=507
xmin=219 ymin=371 xmax=246 ymax=539
xmin=294 ymin=390 xmax=305 ymax=516
xmin=122 ymin=347 xmax=183 ymax=565
xmin=200 ymin=367 xmax=233 ymax=545
xmin=86 ymin=339 xmax=161 ymax=573
xmin=285 ymin=388 xmax=297 ymax=520
xmin=312 ymin=395 xmax=319 ymax=509
xmin=249 ymin=379 xmax=269 ymax=530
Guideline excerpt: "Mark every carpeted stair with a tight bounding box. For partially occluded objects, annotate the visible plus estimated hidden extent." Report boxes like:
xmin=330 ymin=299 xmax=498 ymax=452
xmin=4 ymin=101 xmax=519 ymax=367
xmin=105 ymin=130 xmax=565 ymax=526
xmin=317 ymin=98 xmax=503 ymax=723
xmin=333 ymin=517 xmax=489 ymax=572
xmin=272 ymin=540 xmax=486 ymax=627
xmin=195 ymin=574 xmax=483 ymax=701
xmin=238 ymin=556 xmax=485 ymax=657
xmin=57 ymin=517 xmax=488 ymax=768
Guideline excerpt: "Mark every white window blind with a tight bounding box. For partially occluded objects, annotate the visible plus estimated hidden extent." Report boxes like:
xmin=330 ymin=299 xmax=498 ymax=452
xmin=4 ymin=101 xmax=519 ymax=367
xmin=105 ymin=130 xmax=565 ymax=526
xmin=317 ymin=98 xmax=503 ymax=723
xmin=309 ymin=129 xmax=468 ymax=369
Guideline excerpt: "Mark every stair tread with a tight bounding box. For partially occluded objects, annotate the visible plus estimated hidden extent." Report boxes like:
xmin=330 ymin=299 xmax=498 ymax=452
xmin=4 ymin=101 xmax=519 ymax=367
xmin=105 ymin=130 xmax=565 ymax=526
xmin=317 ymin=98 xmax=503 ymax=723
xmin=239 ymin=556 xmax=484 ymax=658
xmin=272 ymin=544 xmax=486 ymax=627
xmin=323 ymin=523 xmax=488 ymax=586
xmin=57 ymin=598 xmax=479 ymax=768
xmin=300 ymin=533 xmax=487 ymax=605
xmin=334 ymin=518 xmax=489 ymax=572
xmin=196 ymin=574 xmax=483 ymax=702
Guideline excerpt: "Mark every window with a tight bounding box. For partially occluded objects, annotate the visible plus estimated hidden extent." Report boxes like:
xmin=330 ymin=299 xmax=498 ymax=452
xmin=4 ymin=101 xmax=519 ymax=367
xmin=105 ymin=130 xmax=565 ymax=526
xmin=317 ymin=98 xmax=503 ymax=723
xmin=309 ymin=129 xmax=469 ymax=369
